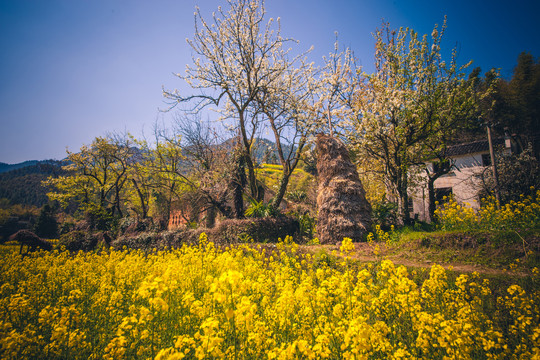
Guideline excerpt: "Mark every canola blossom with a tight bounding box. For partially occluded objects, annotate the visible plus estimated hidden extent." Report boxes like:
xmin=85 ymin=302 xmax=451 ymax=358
xmin=0 ymin=234 xmax=539 ymax=359
xmin=435 ymin=189 xmax=540 ymax=231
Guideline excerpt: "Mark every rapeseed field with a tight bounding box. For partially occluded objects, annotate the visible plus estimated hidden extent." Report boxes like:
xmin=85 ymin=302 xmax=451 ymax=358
xmin=0 ymin=234 xmax=538 ymax=359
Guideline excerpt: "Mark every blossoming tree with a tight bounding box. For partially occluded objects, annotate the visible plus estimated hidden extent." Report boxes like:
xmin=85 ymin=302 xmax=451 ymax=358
xmin=164 ymin=0 xmax=316 ymax=209
xmin=348 ymin=19 xmax=478 ymax=223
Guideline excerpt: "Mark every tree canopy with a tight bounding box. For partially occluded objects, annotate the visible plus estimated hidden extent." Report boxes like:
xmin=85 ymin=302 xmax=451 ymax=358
xmin=347 ymin=19 xmax=479 ymax=223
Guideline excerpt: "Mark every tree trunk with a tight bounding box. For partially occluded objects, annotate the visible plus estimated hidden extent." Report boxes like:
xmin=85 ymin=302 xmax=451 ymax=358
xmin=271 ymin=170 xmax=291 ymax=209
xmin=427 ymin=177 xmax=436 ymax=222
xmin=131 ymin=178 xmax=148 ymax=219
xmin=238 ymin=112 xmax=259 ymax=201
xmin=243 ymin=149 xmax=259 ymax=201
xmin=205 ymin=206 xmax=217 ymax=228
xmin=398 ymin=174 xmax=411 ymax=225
xmin=232 ymin=151 xmax=246 ymax=218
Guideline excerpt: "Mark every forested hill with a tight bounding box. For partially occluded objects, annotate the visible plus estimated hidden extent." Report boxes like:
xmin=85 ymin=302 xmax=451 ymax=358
xmin=0 ymin=161 xmax=40 ymax=174
xmin=0 ymin=160 xmax=66 ymax=207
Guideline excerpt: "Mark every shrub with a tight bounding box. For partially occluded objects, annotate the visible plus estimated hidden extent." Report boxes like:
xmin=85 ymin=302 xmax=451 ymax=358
xmin=371 ymin=197 xmax=398 ymax=230
xmin=481 ymin=144 xmax=540 ymax=203
xmin=33 ymin=204 xmax=58 ymax=239
xmin=112 ymin=230 xmax=200 ymax=251
xmin=58 ymin=230 xmax=111 ymax=251
xmin=118 ymin=217 xmax=156 ymax=235
xmin=209 ymin=217 xmax=300 ymax=243
xmin=112 ymin=216 xmax=301 ymax=250
xmin=287 ymin=190 xmax=308 ymax=203
xmin=83 ymin=203 xmax=115 ymax=231
xmin=59 ymin=221 xmax=75 ymax=235
xmin=244 ymin=199 xmax=280 ymax=218
xmin=287 ymin=209 xmax=316 ymax=242
xmin=435 ymin=190 xmax=540 ymax=231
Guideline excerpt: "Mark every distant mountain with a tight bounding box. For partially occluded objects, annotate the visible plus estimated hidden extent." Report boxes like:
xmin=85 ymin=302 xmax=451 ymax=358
xmin=0 ymin=160 xmax=66 ymax=207
xmin=252 ymin=138 xmax=295 ymax=164
xmin=0 ymin=160 xmax=40 ymax=174
xmin=218 ymin=137 xmax=294 ymax=164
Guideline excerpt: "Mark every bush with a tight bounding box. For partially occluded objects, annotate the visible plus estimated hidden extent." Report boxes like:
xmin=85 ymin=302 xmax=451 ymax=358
xmin=209 ymin=217 xmax=300 ymax=244
xmin=244 ymin=200 xmax=280 ymax=218
xmin=34 ymin=204 xmax=58 ymax=239
xmin=59 ymin=221 xmax=75 ymax=235
xmin=118 ymin=217 xmax=156 ymax=235
xmin=58 ymin=231 xmax=111 ymax=251
xmin=112 ymin=230 xmax=199 ymax=251
xmin=287 ymin=209 xmax=316 ymax=242
xmin=112 ymin=216 xmax=301 ymax=250
xmin=481 ymin=144 xmax=540 ymax=203
xmin=371 ymin=197 xmax=398 ymax=230
xmin=287 ymin=190 xmax=308 ymax=203
xmin=84 ymin=204 xmax=116 ymax=231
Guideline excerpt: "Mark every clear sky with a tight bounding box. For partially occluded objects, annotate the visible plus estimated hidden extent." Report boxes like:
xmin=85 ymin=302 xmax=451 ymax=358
xmin=1 ymin=0 xmax=539 ymax=164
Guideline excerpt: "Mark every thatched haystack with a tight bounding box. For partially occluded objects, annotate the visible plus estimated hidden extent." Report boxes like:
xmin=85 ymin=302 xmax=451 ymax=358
xmin=9 ymin=229 xmax=53 ymax=254
xmin=316 ymin=134 xmax=372 ymax=244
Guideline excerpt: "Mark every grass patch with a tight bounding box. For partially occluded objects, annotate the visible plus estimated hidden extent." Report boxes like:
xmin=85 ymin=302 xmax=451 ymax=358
xmin=387 ymin=229 xmax=540 ymax=271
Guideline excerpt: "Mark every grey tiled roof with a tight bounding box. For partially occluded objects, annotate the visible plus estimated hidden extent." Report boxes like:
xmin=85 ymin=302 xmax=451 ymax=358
xmin=445 ymin=138 xmax=504 ymax=157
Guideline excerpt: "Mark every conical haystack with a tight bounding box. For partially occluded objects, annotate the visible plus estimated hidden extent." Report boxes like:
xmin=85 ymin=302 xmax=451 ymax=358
xmin=316 ymin=134 xmax=372 ymax=244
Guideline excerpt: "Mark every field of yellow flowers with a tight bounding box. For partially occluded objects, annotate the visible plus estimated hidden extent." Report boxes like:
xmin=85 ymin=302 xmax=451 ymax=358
xmin=1 ymin=234 xmax=539 ymax=359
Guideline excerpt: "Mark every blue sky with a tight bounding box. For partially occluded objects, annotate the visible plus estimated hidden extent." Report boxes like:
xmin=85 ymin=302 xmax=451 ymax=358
xmin=1 ymin=0 xmax=539 ymax=164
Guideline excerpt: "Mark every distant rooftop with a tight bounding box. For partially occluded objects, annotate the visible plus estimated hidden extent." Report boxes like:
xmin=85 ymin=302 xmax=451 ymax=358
xmin=445 ymin=138 xmax=505 ymax=157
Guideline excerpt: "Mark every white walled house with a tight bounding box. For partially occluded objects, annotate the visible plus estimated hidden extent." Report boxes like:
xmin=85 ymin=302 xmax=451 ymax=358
xmin=409 ymin=138 xmax=509 ymax=222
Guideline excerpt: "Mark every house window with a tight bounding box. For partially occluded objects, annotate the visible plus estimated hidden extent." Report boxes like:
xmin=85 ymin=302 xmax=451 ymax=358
xmin=408 ymin=198 xmax=414 ymax=213
xmin=435 ymin=187 xmax=453 ymax=204
xmin=481 ymin=154 xmax=491 ymax=167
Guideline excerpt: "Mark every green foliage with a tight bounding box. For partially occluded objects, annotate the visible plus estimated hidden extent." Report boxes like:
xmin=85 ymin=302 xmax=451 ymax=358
xmin=34 ymin=204 xmax=58 ymax=239
xmin=244 ymin=199 xmax=280 ymax=218
xmin=59 ymin=221 xmax=75 ymax=235
xmin=0 ymin=201 xmax=40 ymax=242
xmin=0 ymin=161 xmax=65 ymax=207
xmin=84 ymin=203 xmax=116 ymax=232
xmin=494 ymin=52 xmax=540 ymax=136
xmin=349 ymin=19 xmax=479 ymax=223
xmin=286 ymin=190 xmax=307 ymax=203
xmin=256 ymin=164 xmax=315 ymax=201
xmin=45 ymin=136 xmax=137 ymax=219
xmin=57 ymin=230 xmax=107 ymax=252
xmin=481 ymin=144 xmax=540 ymax=203
xmin=112 ymin=217 xmax=301 ymax=249
xmin=287 ymin=207 xmax=317 ymax=242
xmin=213 ymin=217 xmax=300 ymax=243
xmin=371 ymin=197 xmax=398 ymax=230
xmin=297 ymin=213 xmax=316 ymax=241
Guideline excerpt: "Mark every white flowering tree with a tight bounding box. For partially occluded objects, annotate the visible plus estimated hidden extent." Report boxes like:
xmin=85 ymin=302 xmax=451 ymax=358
xmin=316 ymin=39 xmax=362 ymax=135
xmin=348 ymin=19 xmax=477 ymax=223
xmin=254 ymin=57 xmax=320 ymax=207
xmin=164 ymin=0 xmax=314 ymax=209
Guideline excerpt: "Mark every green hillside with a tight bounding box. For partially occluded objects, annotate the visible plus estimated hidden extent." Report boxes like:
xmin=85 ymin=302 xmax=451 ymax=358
xmin=256 ymin=163 xmax=315 ymax=201
xmin=0 ymin=160 xmax=65 ymax=207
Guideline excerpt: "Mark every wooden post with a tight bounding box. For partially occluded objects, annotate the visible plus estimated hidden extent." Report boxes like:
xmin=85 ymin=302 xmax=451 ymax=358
xmin=486 ymin=123 xmax=501 ymax=208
